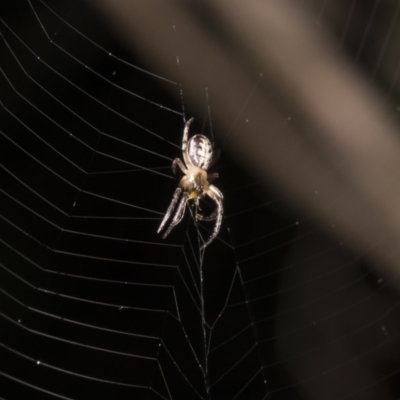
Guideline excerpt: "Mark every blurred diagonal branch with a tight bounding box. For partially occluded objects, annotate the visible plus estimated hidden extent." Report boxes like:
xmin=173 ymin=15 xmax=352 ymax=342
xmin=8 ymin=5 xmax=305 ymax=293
xmin=90 ymin=0 xmax=400 ymax=290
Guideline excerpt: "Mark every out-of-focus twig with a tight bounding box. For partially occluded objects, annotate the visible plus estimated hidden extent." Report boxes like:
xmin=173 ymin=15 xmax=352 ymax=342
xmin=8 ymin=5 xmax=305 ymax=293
xmin=90 ymin=0 xmax=400 ymax=290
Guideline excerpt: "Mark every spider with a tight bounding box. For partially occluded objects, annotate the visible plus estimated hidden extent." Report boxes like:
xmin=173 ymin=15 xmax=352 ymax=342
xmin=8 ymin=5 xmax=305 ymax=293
xmin=157 ymin=118 xmax=223 ymax=249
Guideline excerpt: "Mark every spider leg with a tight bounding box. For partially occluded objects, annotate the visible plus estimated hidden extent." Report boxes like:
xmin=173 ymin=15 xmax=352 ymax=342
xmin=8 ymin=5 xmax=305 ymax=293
xmin=197 ymin=209 xmax=218 ymax=222
xmin=195 ymin=174 xmax=219 ymax=220
xmin=172 ymin=158 xmax=187 ymax=176
xmin=157 ymin=187 xmax=182 ymax=234
xmin=163 ymin=192 xmax=189 ymax=238
xmin=182 ymin=118 xmax=194 ymax=151
xmin=207 ymin=172 xmax=219 ymax=183
xmin=182 ymin=118 xmax=194 ymax=167
xmin=200 ymin=185 xmax=224 ymax=249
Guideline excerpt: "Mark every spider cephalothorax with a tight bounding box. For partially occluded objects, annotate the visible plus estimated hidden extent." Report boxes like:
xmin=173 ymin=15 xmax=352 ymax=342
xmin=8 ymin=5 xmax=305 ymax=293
xmin=157 ymin=118 xmax=223 ymax=249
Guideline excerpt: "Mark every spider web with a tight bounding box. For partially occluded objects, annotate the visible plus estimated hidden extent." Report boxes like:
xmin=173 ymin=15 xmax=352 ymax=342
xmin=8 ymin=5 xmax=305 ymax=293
xmin=2 ymin=1 xmax=400 ymax=400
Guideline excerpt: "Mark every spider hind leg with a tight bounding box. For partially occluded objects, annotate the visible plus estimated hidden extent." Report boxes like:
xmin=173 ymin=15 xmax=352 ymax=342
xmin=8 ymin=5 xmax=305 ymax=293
xmin=196 ymin=208 xmax=218 ymax=222
xmin=200 ymin=185 xmax=224 ymax=249
xmin=172 ymin=158 xmax=187 ymax=176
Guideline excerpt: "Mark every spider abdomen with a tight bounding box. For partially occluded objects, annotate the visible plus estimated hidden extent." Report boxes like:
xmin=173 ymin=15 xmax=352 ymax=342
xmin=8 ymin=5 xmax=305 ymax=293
xmin=188 ymin=135 xmax=213 ymax=170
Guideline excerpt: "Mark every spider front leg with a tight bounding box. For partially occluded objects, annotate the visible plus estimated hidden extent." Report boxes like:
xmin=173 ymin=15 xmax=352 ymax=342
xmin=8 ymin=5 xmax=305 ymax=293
xmin=163 ymin=192 xmax=190 ymax=238
xmin=182 ymin=118 xmax=194 ymax=167
xmin=182 ymin=118 xmax=194 ymax=151
xmin=157 ymin=187 xmax=182 ymax=234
